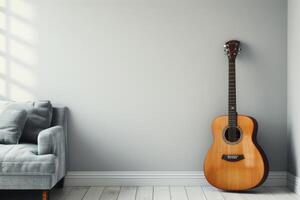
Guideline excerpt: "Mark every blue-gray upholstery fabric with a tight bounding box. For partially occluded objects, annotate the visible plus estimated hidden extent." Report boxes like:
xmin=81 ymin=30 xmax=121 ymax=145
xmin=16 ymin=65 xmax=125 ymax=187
xmin=0 ymin=109 xmax=27 ymax=144
xmin=20 ymin=101 xmax=53 ymax=144
xmin=38 ymin=126 xmax=66 ymax=181
xmin=0 ymin=104 xmax=67 ymax=190
xmin=51 ymin=106 xmax=68 ymax=173
xmin=0 ymin=100 xmax=53 ymax=144
xmin=38 ymin=126 xmax=64 ymax=156
xmin=51 ymin=107 xmax=67 ymax=128
xmin=0 ymin=175 xmax=54 ymax=190
xmin=0 ymin=144 xmax=56 ymax=174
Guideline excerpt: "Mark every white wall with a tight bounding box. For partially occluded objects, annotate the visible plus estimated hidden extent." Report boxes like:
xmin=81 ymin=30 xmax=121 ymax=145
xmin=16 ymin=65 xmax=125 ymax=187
xmin=288 ymin=0 xmax=300 ymax=176
xmin=0 ymin=0 xmax=287 ymax=171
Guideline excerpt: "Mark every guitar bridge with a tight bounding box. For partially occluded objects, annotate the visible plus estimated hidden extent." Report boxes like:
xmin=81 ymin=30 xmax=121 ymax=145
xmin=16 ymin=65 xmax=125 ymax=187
xmin=222 ymin=154 xmax=244 ymax=162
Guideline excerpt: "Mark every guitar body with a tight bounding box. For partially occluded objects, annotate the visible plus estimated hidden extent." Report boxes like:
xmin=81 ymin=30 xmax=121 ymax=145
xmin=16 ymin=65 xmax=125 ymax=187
xmin=204 ymin=115 xmax=268 ymax=191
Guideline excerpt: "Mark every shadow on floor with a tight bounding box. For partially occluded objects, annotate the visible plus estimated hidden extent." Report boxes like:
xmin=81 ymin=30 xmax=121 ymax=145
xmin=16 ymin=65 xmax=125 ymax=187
xmin=0 ymin=190 xmax=43 ymax=200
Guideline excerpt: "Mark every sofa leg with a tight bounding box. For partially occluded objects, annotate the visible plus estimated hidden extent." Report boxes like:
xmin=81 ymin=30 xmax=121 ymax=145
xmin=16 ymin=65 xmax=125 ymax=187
xmin=42 ymin=191 xmax=49 ymax=200
xmin=57 ymin=178 xmax=65 ymax=188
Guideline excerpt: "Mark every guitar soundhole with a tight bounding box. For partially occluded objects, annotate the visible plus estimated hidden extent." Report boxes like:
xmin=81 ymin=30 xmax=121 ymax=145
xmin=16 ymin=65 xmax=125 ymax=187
xmin=224 ymin=127 xmax=242 ymax=143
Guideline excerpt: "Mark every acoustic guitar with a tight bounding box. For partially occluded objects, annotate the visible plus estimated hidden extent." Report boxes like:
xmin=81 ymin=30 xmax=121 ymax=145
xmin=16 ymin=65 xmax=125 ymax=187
xmin=203 ymin=40 xmax=269 ymax=191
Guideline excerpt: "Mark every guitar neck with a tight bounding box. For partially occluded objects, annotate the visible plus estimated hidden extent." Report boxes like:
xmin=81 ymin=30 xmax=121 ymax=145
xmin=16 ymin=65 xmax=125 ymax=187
xmin=224 ymin=40 xmax=240 ymax=127
xmin=228 ymin=60 xmax=237 ymax=127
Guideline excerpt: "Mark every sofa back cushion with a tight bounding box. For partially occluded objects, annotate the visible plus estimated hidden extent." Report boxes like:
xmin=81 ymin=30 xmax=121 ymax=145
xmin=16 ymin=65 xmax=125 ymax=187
xmin=0 ymin=108 xmax=27 ymax=144
xmin=20 ymin=101 xmax=53 ymax=144
xmin=0 ymin=100 xmax=53 ymax=144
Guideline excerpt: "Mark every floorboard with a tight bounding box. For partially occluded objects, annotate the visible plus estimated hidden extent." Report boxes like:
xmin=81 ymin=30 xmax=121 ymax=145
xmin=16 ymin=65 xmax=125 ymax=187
xmin=99 ymin=187 xmax=121 ymax=200
xmin=153 ymin=186 xmax=171 ymax=200
xmin=185 ymin=186 xmax=206 ymax=200
xmin=117 ymin=187 xmax=137 ymax=200
xmin=65 ymin=187 xmax=89 ymax=200
xmin=51 ymin=187 xmax=73 ymax=200
xmin=3 ymin=186 xmax=299 ymax=200
xmin=170 ymin=186 xmax=188 ymax=200
xmin=267 ymin=187 xmax=300 ymax=200
xmin=202 ymin=186 xmax=224 ymax=200
xmin=221 ymin=190 xmax=247 ymax=200
xmin=82 ymin=186 xmax=105 ymax=200
xmin=250 ymin=187 xmax=278 ymax=200
xmin=136 ymin=186 xmax=153 ymax=200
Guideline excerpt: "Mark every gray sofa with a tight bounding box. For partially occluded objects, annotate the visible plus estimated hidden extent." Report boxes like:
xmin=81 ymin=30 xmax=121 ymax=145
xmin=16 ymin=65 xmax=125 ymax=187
xmin=0 ymin=105 xmax=67 ymax=200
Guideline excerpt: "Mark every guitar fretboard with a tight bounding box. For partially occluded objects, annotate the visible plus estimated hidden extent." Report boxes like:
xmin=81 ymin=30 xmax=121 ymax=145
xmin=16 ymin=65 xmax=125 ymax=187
xmin=228 ymin=61 xmax=237 ymax=127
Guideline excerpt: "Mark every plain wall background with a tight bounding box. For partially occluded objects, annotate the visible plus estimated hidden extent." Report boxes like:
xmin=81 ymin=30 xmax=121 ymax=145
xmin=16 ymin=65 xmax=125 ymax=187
xmin=288 ymin=0 xmax=300 ymax=176
xmin=0 ymin=0 xmax=287 ymax=171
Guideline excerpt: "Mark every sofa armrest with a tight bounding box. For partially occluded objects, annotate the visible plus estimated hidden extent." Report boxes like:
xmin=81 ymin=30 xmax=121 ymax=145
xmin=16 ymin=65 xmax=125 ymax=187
xmin=38 ymin=126 xmax=65 ymax=155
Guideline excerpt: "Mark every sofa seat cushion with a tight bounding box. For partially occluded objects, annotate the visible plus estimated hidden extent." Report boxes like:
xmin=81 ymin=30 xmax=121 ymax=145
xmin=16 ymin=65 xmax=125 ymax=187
xmin=0 ymin=144 xmax=56 ymax=175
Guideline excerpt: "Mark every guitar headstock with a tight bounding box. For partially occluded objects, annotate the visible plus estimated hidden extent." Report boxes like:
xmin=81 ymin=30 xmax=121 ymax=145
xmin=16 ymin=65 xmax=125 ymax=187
xmin=224 ymin=40 xmax=241 ymax=61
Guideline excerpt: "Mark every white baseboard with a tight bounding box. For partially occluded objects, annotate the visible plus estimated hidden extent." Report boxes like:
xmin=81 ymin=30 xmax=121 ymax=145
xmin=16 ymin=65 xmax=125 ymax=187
xmin=65 ymin=171 xmax=287 ymax=187
xmin=287 ymin=173 xmax=300 ymax=194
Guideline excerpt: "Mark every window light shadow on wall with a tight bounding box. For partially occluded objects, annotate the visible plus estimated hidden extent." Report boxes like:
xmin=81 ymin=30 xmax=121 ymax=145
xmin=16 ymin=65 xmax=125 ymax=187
xmin=0 ymin=0 xmax=37 ymax=101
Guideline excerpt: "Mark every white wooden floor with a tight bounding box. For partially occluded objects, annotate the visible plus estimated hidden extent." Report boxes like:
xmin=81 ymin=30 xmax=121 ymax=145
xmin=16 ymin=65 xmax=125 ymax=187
xmin=48 ymin=186 xmax=300 ymax=200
